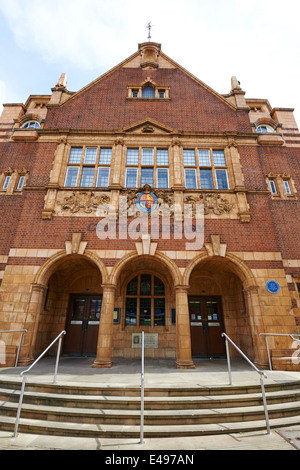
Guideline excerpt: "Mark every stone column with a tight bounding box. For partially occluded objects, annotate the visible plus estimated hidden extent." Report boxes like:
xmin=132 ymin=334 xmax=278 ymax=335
xmin=171 ymin=138 xmax=185 ymax=190
xmin=20 ymin=283 xmax=48 ymax=365
xmin=175 ymin=285 xmax=195 ymax=369
xmin=93 ymin=284 xmax=116 ymax=368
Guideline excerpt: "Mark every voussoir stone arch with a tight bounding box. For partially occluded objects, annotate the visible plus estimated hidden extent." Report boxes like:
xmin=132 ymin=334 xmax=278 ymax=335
xmin=109 ymin=251 xmax=182 ymax=287
xmin=182 ymin=252 xmax=257 ymax=289
xmin=33 ymin=249 xmax=109 ymax=286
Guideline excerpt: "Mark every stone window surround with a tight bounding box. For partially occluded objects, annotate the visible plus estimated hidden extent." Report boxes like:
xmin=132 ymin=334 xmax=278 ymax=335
xmin=0 ymin=167 xmax=28 ymax=194
xmin=266 ymin=172 xmax=296 ymax=199
xmin=127 ymin=78 xmax=170 ymax=101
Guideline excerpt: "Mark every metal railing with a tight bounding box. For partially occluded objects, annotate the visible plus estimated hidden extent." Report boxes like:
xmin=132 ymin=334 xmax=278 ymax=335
xmin=221 ymin=332 xmax=270 ymax=434
xmin=0 ymin=329 xmax=28 ymax=367
xmin=13 ymin=330 xmax=66 ymax=438
xmin=140 ymin=331 xmax=145 ymax=444
xmin=259 ymin=333 xmax=300 ymax=371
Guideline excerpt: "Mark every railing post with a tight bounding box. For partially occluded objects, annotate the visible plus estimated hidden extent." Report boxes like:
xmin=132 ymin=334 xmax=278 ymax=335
xmin=13 ymin=375 xmax=26 ymax=438
xmin=260 ymin=375 xmax=271 ymax=434
xmin=140 ymin=331 xmax=145 ymax=444
xmin=222 ymin=333 xmax=232 ymax=385
xmin=264 ymin=335 xmax=272 ymax=371
xmin=53 ymin=335 xmax=63 ymax=384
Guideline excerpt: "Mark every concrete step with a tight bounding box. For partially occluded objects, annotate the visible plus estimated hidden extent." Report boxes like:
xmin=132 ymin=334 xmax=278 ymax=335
xmin=0 ymin=386 xmax=299 ymax=410
xmin=1 ymin=414 xmax=300 ymax=438
xmin=1 ymin=378 xmax=299 ymax=438
xmin=0 ymin=400 xmax=300 ymax=425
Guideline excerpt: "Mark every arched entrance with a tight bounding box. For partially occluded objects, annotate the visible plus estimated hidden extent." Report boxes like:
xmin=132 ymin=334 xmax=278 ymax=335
xmin=22 ymin=251 xmax=108 ymax=363
xmin=184 ymin=254 xmax=259 ymax=362
xmin=110 ymin=253 xmax=178 ymax=361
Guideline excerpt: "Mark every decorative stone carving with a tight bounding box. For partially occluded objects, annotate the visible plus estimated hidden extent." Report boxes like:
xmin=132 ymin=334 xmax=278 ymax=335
xmin=58 ymin=191 xmax=111 ymax=214
xmin=120 ymin=184 xmax=175 ymax=217
xmin=184 ymin=193 xmax=233 ymax=216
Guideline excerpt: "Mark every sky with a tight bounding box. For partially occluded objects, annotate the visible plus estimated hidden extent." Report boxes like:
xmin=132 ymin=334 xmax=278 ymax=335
xmin=0 ymin=0 xmax=299 ymax=125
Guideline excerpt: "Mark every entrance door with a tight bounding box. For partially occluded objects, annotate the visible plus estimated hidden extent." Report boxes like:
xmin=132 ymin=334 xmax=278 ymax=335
xmin=189 ymin=296 xmax=225 ymax=357
xmin=64 ymin=295 xmax=102 ymax=355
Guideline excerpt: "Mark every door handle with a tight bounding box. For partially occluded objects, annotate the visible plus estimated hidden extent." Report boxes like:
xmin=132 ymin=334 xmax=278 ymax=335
xmin=82 ymin=319 xmax=88 ymax=331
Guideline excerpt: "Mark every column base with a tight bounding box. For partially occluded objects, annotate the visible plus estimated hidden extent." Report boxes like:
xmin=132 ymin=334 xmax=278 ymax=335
xmin=175 ymin=360 xmax=195 ymax=369
xmin=92 ymin=359 xmax=113 ymax=368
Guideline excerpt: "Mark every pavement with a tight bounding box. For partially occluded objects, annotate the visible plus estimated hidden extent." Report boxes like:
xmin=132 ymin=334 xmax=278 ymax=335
xmin=0 ymin=356 xmax=299 ymax=452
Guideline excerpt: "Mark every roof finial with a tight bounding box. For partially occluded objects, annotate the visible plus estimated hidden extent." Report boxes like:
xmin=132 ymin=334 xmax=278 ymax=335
xmin=146 ymin=22 xmax=153 ymax=41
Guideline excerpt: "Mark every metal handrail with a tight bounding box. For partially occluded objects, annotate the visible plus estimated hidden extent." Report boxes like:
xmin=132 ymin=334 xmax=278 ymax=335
xmin=0 ymin=329 xmax=28 ymax=367
xmin=13 ymin=330 xmax=66 ymax=438
xmin=221 ymin=332 xmax=270 ymax=434
xmin=259 ymin=333 xmax=300 ymax=371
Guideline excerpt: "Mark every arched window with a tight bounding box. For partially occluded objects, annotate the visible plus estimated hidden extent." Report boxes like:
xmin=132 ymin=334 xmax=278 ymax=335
xmin=21 ymin=120 xmax=40 ymax=129
xmin=125 ymin=274 xmax=165 ymax=326
xmin=142 ymin=86 xmax=155 ymax=98
xmin=256 ymin=125 xmax=275 ymax=133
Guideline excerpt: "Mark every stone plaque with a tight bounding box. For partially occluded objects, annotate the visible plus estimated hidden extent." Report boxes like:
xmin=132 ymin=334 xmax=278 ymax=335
xmin=132 ymin=333 xmax=158 ymax=349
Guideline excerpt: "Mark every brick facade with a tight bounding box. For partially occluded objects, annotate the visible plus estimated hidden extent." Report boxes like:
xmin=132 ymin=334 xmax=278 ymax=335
xmin=0 ymin=42 xmax=299 ymax=370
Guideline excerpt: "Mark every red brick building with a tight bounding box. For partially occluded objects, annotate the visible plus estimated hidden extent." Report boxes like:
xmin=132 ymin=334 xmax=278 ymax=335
xmin=0 ymin=42 xmax=299 ymax=370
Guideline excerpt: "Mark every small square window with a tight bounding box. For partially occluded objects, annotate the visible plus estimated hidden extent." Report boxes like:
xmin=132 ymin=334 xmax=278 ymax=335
xmin=84 ymin=148 xmax=97 ymax=164
xmin=142 ymin=149 xmax=154 ymax=165
xmin=69 ymin=147 xmax=83 ymax=164
xmin=132 ymin=90 xmax=139 ymax=98
xmin=127 ymin=149 xmax=139 ymax=165
xmin=213 ymin=150 xmax=226 ymax=166
xmin=183 ymin=150 xmax=196 ymax=166
xmin=157 ymin=149 xmax=169 ymax=166
xmin=159 ymin=91 xmax=165 ymax=98
xmin=99 ymin=148 xmax=112 ymax=164
xmin=198 ymin=150 xmax=211 ymax=166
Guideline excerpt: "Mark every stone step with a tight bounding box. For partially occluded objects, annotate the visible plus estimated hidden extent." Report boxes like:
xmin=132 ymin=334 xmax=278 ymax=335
xmin=1 ymin=378 xmax=300 ymax=397
xmin=0 ymin=400 xmax=299 ymax=426
xmin=1 ymin=414 xmax=300 ymax=438
xmin=0 ymin=386 xmax=299 ymax=410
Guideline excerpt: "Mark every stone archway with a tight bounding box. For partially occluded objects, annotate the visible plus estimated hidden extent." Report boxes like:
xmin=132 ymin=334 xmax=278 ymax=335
xmin=21 ymin=251 xmax=108 ymax=364
xmin=183 ymin=252 xmax=263 ymax=365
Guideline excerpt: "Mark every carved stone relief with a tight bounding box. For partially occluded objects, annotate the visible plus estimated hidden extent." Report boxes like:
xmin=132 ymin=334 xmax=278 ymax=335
xmin=57 ymin=191 xmax=111 ymax=215
xmin=184 ymin=193 xmax=234 ymax=216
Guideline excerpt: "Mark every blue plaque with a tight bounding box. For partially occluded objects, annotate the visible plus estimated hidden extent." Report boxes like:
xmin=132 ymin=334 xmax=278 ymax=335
xmin=266 ymin=280 xmax=280 ymax=294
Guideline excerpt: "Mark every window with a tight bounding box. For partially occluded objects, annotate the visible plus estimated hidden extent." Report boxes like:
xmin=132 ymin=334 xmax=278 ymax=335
xmin=142 ymin=86 xmax=155 ymax=98
xmin=16 ymin=175 xmax=25 ymax=190
xmin=256 ymin=125 xmax=275 ymax=133
xmin=125 ymin=274 xmax=165 ymax=326
xmin=283 ymin=180 xmax=292 ymax=195
xmin=125 ymin=147 xmax=169 ymax=188
xmin=184 ymin=148 xmax=229 ymax=190
xmin=269 ymin=180 xmax=277 ymax=194
xmin=2 ymin=175 xmax=11 ymax=190
xmin=21 ymin=120 xmax=40 ymax=129
xmin=64 ymin=146 xmax=112 ymax=187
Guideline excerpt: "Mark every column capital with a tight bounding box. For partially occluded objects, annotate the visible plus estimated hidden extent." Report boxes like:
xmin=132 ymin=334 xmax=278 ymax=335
xmin=175 ymin=284 xmax=190 ymax=293
xmin=101 ymin=283 xmax=117 ymax=292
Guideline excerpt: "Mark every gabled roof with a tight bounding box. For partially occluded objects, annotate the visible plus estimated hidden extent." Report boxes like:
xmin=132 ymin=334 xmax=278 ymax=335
xmin=44 ymin=43 xmax=252 ymax=134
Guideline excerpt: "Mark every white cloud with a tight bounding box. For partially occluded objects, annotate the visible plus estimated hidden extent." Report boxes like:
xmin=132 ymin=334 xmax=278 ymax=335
xmin=0 ymin=0 xmax=299 ymax=123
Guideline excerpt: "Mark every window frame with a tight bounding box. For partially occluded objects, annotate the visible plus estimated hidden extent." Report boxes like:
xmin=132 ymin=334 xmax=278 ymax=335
xmin=64 ymin=146 xmax=112 ymax=188
xmin=125 ymin=147 xmax=169 ymax=189
xmin=125 ymin=273 xmax=166 ymax=327
xmin=183 ymin=148 xmax=229 ymax=190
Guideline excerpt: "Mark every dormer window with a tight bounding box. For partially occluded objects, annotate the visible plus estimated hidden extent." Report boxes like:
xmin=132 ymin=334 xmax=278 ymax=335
xmin=127 ymin=81 xmax=170 ymax=101
xmin=21 ymin=120 xmax=40 ymax=129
